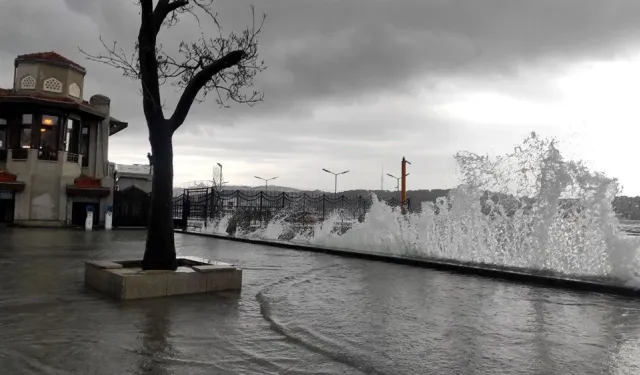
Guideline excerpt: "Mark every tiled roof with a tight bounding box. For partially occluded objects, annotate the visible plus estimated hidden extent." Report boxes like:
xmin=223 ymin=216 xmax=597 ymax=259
xmin=0 ymin=88 xmax=89 ymax=105
xmin=16 ymin=51 xmax=85 ymax=72
xmin=0 ymin=88 xmax=128 ymax=136
xmin=109 ymin=116 xmax=129 ymax=136
xmin=0 ymin=88 xmax=102 ymax=118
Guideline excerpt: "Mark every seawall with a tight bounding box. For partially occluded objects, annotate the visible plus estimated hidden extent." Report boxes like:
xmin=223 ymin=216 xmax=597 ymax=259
xmin=176 ymin=229 xmax=640 ymax=298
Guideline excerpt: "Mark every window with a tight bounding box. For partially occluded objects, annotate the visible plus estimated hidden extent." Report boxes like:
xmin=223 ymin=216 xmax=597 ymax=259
xmin=79 ymin=123 xmax=90 ymax=167
xmin=20 ymin=114 xmax=32 ymax=149
xmin=0 ymin=118 xmax=6 ymax=161
xmin=38 ymin=115 xmax=59 ymax=160
xmin=68 ymin=83 xmax=81 ymax=98
xmin=65 ymin=118 xmax=80 ymax=153
xmin=20 ymin=75 xmax=36 ymax=90
xmin=43 ymin=78 xmax=63 ymax=93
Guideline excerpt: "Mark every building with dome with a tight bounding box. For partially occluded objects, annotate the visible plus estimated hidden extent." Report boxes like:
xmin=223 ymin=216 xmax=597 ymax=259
xmin=0 ymin=51 xmax=128 ymax=226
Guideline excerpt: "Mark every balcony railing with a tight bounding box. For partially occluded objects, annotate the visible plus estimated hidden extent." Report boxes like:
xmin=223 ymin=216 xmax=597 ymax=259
xmin=11 ymin=148 xmax=28 ymax=160
xmin=67 ymin=153 xmax=79 ymax=163
xmin=9 ymin=149 xmax=82 ymax=165
xmin=7 ymin=150 xmax=83 ymax=178
xmin=38 ymin=150 xmax=58 ymax=161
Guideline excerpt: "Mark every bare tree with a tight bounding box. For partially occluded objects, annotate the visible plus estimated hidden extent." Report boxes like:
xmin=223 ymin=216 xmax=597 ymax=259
xmin=81 ymin=0 xmax=266 ymax=270
xmin=209 ymin=164 xmax=227 ymax=215
xmin=210 ymin=165 xmax=227 ymax=193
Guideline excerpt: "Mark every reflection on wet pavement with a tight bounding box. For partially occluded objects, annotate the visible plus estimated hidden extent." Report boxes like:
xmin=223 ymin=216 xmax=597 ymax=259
xmin=1 ymin=228 xmax=640 ymax=374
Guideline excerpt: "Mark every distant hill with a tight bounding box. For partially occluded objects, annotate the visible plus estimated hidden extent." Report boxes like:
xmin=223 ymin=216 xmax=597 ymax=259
xmin=173 ymin=183 xmax=303 ymax=196
xmin=224 ymin=185 xmax=303 ymax=192
xmin=338 ymin=189 xmax=451 ymax=203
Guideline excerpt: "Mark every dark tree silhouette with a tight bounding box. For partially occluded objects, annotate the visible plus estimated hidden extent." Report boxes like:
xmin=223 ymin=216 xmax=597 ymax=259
xmin=81 ymin=0 xmax=266 ymax=270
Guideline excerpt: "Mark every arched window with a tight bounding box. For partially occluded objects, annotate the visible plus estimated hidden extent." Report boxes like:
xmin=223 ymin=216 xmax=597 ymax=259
xmin=43 ymin=78 xmax=63 ymax=93
xmin=68 ymin=83 xmax=81 ymax=98
xmin=20 ymin=75 xmax=36 ymax=90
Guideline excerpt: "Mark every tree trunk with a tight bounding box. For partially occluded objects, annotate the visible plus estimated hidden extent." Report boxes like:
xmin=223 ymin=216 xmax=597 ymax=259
xmin=142 ymin=128 xmax=177 ymax=270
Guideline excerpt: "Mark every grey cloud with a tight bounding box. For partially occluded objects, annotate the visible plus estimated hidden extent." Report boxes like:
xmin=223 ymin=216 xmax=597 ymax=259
xmin=3 ymin=0 xmax=640 ymax=190
xmin=6 ymin=0 xmax=640 ymax=128
xmin=214 ymin=0 xmax=640 ymax=127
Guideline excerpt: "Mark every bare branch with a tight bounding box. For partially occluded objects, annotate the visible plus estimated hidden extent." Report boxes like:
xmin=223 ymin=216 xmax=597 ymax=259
xmin=156 ymin=0 xmax=221 ymax=35
xmin=79 ymin=40 xmax=172 ymax=113
xmin=168 ymin=7 xmax=267 ymax=130
xmin=153 ymin=0 xmax=189 ymax=35
xmin=79 ymin=1 xmax=266 ymax=132
xmin=170 ymin=50 xmax=245 ymax=128
xmin=79 ymin=37 xmax=140 ymax=79
xmin=210 ymin=165 xmax=227 ymax=193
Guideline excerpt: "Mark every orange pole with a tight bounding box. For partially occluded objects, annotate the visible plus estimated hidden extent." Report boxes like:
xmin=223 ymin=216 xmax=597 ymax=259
xmin=401 ymin=157 xmax=407 ymax=204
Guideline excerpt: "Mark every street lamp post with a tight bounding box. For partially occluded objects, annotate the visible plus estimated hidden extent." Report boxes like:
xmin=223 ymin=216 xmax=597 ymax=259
xmin=401 ymin=157 xmax=411 ymax=212
xmin=322 ymin=168 xmax=349 ymax=196
xmin=255 ymin=175 xmax=278 ymax=192
xmin=216 ymin=162 xmax=223 ymax=189
xmin=387 ymin=173 xmax=410 ymax=192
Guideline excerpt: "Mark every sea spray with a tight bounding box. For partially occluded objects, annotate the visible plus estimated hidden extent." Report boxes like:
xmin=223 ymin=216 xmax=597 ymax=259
xmin=198 ymin=133 xmax=640 ymax=281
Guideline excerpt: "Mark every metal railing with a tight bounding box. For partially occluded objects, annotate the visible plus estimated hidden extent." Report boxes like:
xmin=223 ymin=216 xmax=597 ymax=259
xmin=37 ymin=150 xmax=58 ymax=161
xmin=172 ymin=188 xmax=412 ymax=229
xmin=67 ymin=152 xmax=79 ymax=163
xmin=10 ymin=148 xmax=28 ymax=160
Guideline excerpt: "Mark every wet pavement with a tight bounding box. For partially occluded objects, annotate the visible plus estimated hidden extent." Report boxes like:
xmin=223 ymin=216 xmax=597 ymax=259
xmin=1 ymin=228 xmax=640 ymax=374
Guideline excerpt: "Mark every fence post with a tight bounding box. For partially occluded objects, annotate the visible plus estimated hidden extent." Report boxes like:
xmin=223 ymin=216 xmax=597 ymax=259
xmin=112 ymin=191 xmax=119 ymax=228
xmin=259 ymin=192 xmax=263 ymax=224
xmin=182 ymin=192 xmax=189 ymax=229
xmin=211 ymin=189 xmax=216 ymax=219
xmin=340 ymin=194 xmax=344 ymax=231
xmin=203 ymin=189 xmax=209 ymax=227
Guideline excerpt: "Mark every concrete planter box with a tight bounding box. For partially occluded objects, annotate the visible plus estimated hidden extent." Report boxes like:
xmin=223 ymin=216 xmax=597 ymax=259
xmin=84 ymin=256 xmax=242 ymax=300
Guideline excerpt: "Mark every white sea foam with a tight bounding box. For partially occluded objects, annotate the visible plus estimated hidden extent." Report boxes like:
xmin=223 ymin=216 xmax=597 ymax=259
xmin=197 ymin=133 xmax=640 ymax=281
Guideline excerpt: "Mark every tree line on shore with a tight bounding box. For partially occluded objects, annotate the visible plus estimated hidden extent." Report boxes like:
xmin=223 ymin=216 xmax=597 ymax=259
xmin=340 ymin=189 xmax=640 ymax=220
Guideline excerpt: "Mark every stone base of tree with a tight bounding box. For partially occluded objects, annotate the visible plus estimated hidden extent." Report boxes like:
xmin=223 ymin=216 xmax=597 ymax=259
xmin=84 ymin=256 xmax=242 ymax=300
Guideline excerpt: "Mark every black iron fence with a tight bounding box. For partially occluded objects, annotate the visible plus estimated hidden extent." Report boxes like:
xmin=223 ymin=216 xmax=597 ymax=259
xmin=172 ymin=188 xmax=411 ymax=229
xmin=113 ymin=187 xmax=150 ymax=227
xmin=111 ymin=187 xmax=411 ymax=228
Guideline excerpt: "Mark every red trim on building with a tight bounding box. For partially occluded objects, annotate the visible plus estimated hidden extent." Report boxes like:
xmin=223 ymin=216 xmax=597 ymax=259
xmin=0 ymin=182 xmax=25 ymax=192
xmin=15 ymin=51 xmax=86 ymax=74
xmin=0 ymin=172 xmax=25 ymax=192
xmin=0 ymin=170 xmax=18 ymax=182
xmin=66 ymin=175 xmax=110 ymax=197
xmin=0 ymin=90 xmax=104 ymax=119
xmin=74 ymin=175 xmax=102 ymax=188
xmin=66 ymin=186 xmax=110 ymax=197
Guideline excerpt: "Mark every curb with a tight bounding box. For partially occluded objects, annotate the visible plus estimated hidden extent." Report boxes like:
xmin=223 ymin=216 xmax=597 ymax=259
xmin=176 ymin=230 xmax=640 ymax=298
